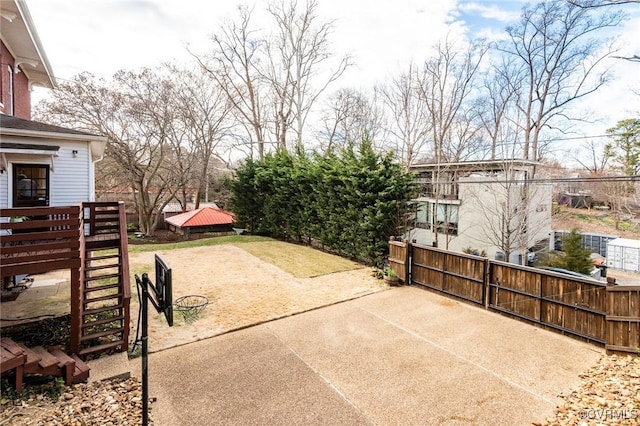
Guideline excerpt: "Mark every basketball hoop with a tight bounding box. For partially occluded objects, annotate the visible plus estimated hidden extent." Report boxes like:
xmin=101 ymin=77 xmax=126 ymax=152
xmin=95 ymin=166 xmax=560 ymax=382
xmin=132 ymin=254 xmax=174 ymax=426
xmin=174 ymin=295 xmax=209 ymax=323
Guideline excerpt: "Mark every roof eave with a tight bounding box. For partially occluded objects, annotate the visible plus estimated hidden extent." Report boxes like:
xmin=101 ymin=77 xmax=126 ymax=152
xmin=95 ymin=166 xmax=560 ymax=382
xmin=1 ymin=0 xmax=57 ymax=89
xmin=0 ymin=126 xmax=107 ymax=143
xmin=409 ymin=159 xmax=543 ymax=171
xmin=16 ymin=0 xmax=56 ymax=88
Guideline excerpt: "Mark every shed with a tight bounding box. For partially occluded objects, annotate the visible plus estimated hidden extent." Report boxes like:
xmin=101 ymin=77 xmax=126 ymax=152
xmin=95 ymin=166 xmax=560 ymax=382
xmin=606 ymin=238 xmax=640 ymax=272
xmin=165 ymin=207 xmax=234 ymax=236
xmin=161 ymin=202 xmax=220 ymax=229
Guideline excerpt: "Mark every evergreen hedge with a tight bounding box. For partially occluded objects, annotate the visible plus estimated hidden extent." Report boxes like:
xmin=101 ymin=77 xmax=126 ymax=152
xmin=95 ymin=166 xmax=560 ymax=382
xmin=229 ymin=142 xmax=415 ymax=265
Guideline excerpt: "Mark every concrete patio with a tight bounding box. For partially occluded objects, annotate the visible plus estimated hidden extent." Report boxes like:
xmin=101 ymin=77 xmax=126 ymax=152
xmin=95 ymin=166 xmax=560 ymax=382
xmin=91 ymin=286 xmax=603 ymax=425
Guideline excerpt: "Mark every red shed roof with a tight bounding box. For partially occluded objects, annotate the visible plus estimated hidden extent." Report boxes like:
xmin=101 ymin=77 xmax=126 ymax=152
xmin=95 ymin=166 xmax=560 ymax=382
xmin=165 ymin=207 xmax=234 ymax=228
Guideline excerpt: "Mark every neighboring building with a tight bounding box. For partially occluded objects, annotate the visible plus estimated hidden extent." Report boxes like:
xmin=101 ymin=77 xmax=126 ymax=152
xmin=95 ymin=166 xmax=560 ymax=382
xmin=160 ymin=201 xmax=220 ymax=230
xmin=162 ymin=201 xmax=219 ymax=219
xmin=165 ymin=207 xmax=234 ymax=236
xmin=408 ymin=159 xmax=553 ymax=264
xmin=606 ymin=238 xmax=640 ymax=273
xmin=0 ymin=0 xmax=106 ymax=209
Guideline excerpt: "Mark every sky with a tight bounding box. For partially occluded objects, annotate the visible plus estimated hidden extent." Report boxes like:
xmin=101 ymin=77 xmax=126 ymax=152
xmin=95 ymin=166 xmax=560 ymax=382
xmin=25 ymin=0 xmax=531 ymax=88
xmin=25 ymin=0 xmax=640 ymax=159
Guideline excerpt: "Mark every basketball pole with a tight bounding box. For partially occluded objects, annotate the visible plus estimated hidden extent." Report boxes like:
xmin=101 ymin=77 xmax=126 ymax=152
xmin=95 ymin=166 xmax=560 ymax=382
xmin=141 ymin=274 xmax=150 ymax=426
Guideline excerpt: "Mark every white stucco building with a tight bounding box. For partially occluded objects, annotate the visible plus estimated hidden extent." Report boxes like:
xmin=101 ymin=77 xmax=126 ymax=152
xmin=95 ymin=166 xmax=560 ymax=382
xmin=408 ymin=159 xmax=553 ymax=264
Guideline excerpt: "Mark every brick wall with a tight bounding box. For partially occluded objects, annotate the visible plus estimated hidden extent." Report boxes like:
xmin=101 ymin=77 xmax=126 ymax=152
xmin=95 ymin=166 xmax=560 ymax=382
xmin=0 ymin=40 xmax=32 ymax=119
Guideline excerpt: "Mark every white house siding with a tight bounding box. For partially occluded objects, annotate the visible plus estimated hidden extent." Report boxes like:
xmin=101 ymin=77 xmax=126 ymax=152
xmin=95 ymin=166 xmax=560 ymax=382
xmin=1 ymin=136 xmax=94 ymax=208
xmin=50 ymin=142 xmax=92 ymax=206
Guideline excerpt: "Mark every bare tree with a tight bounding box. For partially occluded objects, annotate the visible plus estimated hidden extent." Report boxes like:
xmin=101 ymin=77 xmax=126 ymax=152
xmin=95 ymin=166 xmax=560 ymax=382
xmin=573 ymin=140 xmax=609 ymax=173
xmin=476 ymin=58 xmax=522 ymax=160
xmin=417 ymin=37 xmax=488 ymax=247
xmin=196 ymin=5 xmax=269 ymax=159
xmin=316 ymin=88 xmax=387 ymax=154
xmin=378 ymin=63 xmax=432 ymax=168
xmin=195 ymin=1 xmax=349 ymax=157
xmin=500 ymin=0 xmax=625 ymax=162
xmin=569 ymin=0 xmax=639 ymax=8
xmin=168 ymin=65 xmax=233 ymax=209
xmin=120 ymin=68 xmax=192 ymax=232
xmin=34 ymin=72 xmax=170 ymax=234
xmin=419 ymin=37 xmax=488 ymax=163
xmin=443 ymin=113 xmax=485 ymax=162
xmin=34 ymin=67 xmax=232 ymax=235
xmin=265 ymin=0 xmax=351 ymax=151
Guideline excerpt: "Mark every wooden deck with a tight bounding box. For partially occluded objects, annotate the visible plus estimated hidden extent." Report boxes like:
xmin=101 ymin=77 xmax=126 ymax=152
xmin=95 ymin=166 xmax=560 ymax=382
xmin=0 ymin=202 xmax=131 ymax=388
xmin=1 ymin=337 xmax=89 ymax=391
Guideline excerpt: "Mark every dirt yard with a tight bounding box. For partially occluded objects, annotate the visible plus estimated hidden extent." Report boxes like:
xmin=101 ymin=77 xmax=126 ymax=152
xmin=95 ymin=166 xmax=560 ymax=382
xmin=0 ymin=241 xmax=388 ymax=353
xmin=129 ymin=243 xmax=388 ymax=352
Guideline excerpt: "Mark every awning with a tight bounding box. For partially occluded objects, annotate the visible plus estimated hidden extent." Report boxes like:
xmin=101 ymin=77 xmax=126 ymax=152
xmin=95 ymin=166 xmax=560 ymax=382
xmin=0 ymin=142 xmax=60 ymax=172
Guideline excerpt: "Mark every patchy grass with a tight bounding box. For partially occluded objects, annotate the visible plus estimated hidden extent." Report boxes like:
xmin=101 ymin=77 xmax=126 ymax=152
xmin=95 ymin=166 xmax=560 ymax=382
xmin=128 ymin=235 xmax=272 ymax=254
xmin=554 ymin=206 xmax=640 ymax=238
xmin=126 ymin=235 xmax=363 ymax=278
xmin=236 ymin=241 xmax=363 ymax=278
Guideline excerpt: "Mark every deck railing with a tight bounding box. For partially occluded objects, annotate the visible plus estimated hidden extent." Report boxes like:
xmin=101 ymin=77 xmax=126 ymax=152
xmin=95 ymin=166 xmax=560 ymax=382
xmin=1 ymin=202 xmax=130 ymax=357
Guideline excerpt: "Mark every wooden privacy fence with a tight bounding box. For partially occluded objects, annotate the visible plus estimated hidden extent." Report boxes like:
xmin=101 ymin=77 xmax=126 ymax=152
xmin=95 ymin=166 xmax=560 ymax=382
xmin=389 ymin=240 xmax=640 ymax=354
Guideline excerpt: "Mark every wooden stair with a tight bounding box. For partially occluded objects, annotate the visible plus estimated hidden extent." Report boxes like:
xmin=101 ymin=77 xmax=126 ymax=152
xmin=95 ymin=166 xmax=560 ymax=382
xmin=76 ymin=203 xmax=130 ymax=358
xmin=0 ymin=338 xmax=90 ymax=391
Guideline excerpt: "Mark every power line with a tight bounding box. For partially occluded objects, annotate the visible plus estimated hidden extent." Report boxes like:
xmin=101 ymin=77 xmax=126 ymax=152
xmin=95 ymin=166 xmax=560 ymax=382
xmin=415 ymin=174 xmax=640 ymax=186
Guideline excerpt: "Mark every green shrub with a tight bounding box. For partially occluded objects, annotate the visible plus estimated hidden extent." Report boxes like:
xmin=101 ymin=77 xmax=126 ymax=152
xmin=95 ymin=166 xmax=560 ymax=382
xmin=230 ymin=141 xmax=414 ymax=265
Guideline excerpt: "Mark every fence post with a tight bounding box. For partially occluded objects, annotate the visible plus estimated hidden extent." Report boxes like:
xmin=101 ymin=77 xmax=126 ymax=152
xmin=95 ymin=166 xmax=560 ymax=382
xmin=71 ymin=207 xmax=83 ymax=355
xmin=483 ymin=258 xmax=490 ymax=309
xmin=605 ymin=277 xmax=616 ymax=354
xmin=403 ymin=239 xmax=413 ymax=285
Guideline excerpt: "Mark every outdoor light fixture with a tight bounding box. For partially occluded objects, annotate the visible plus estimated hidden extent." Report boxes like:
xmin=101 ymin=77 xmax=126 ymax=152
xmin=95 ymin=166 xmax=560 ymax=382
xmin=72 ymin=150 xmax=78 ymax=157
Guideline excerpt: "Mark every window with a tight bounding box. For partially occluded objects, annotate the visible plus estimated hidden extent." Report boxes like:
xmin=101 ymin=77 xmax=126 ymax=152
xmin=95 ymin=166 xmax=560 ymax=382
xmin=415 ymin=202 xmax=431 ymax=229
xmin=413 ymin=201 xmax=458 ymax=235
xmin=13 ymin=164 xmax=50 ymax=207
xmin=7 ymin=66 xmax=14 ymax=116
xmin=435 ymin=203 xmax=459 ymax=235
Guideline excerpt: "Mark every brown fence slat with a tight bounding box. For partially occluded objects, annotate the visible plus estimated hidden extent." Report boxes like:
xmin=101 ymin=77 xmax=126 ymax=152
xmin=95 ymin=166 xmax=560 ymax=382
xmin=410 ymin=243 xmax=485 ymax=305
xmin=0 ymin=206 xmax=79 ymax=218
xmin=1 ymin=259 xmax=81 ymax=277
xmin=0 ymin=240 xmax=80 ymax=256
xmin=393 ymin=240 xmax=633 ymax=347
xmin=606 ymin=285 xmax=640 ymax=353
xmin=388 ymin=239 xmax=407 ymax=282
xmin=2 ymin=250 xmax=79 ymax=267
xmin=0 ymin=217 xmax=78 ymax=232
xmin=1 ymin=229 xmax=79 ymax=244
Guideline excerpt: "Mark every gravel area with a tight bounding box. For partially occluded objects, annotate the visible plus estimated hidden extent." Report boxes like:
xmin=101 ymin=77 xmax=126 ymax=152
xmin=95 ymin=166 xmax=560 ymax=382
xmin=2 ymin=353 xmax=638 ymax=425
xmin=542 ymin=354 xmax=640 ymax=426
xmin=0 ymin=377 xmax=154 ymax=425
